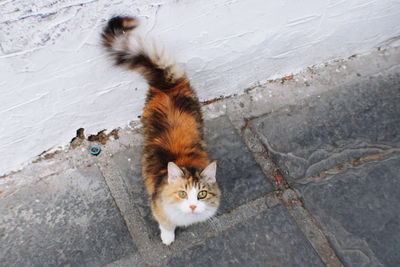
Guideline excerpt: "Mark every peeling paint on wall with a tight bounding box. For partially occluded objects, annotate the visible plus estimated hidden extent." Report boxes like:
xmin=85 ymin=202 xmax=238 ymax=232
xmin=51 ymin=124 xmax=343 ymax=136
xmin=1 ymin=0 xmax=400 ymax=175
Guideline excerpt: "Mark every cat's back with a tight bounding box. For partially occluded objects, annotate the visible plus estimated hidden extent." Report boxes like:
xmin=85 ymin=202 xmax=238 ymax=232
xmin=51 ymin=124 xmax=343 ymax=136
xmin=142 ymin=80 xmax=205 ymax=156
xmin=141 ymin=80 xmax=209 ymax=194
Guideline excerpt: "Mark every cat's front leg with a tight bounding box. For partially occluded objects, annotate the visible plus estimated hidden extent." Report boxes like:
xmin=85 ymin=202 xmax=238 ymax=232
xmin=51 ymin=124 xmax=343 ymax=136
xmin=159 ymin=224 xmax=175 ymax=245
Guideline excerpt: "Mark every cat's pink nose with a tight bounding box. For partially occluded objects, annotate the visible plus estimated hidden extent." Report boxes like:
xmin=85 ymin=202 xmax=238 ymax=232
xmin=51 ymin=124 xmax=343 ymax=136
xmin=190 ymin=205 xmax=196 ymax=211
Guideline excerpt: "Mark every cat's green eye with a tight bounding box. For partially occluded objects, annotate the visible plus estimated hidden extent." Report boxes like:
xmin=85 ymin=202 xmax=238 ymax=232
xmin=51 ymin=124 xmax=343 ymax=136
xmin=197 ymin=190 xmax=207 ymax=199
xmin=178 ymin=191 xmax=187 ymax=198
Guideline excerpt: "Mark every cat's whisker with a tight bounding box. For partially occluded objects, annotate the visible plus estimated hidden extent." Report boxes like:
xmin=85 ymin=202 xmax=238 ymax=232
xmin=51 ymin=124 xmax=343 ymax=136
xmin=207 ymin=216 xmax=221 ymax=232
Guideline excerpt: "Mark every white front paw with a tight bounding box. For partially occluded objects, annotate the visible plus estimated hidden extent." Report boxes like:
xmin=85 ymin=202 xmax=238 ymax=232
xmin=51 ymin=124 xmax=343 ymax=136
xmin=160 ymin=226 xmax=175 ymax=245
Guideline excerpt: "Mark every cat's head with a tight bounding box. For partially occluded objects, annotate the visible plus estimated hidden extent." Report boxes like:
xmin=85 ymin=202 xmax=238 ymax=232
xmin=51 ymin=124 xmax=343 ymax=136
xmin=160 ymin=161 xmax=220 ymax=226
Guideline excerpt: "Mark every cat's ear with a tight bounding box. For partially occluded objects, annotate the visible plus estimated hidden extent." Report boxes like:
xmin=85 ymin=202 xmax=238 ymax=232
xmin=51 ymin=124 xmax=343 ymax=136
xmin=168 ymin=162 xmax=183 ymax=184
xmin=201 ymin=161 xmax=217 ymax=183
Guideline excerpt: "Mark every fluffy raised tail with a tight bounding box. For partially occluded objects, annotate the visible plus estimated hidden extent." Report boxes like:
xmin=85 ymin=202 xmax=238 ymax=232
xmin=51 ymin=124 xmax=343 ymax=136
xmin=101 ymin=16 xmax=185 ymax=90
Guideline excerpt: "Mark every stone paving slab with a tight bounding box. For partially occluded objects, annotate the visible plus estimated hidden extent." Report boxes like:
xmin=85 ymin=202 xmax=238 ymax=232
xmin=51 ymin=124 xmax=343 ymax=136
xmin=250 ymin=73 xmax=400 ymax=181
xmin=292 ymin=152 xmax=400 ymax=266
xmin=0 ymin=167 xmax=136 ymax=267
xmin=166 ymin=204 xmax=324 ymax=267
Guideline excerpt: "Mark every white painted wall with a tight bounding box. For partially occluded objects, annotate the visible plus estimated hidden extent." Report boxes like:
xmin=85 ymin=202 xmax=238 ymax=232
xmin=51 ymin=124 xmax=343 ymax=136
xmin=1 ymin=0 xmax=400 ymax=175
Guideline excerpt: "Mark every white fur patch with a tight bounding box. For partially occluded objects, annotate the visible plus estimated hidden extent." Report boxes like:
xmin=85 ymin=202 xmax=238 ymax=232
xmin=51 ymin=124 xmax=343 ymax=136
xmin=162 ymin=187 xmax=217 ymax=227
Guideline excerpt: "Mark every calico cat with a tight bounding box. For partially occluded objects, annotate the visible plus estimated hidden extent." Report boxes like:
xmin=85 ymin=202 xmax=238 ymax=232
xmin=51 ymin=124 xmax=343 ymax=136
xmin=101 ymin=16 xmax=221 ymax=245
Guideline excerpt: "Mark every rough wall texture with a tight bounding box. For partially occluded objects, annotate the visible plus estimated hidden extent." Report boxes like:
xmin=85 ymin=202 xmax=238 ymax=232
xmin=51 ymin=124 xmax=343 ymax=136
xmin=1 ymin=0 xmax=400 ymax=175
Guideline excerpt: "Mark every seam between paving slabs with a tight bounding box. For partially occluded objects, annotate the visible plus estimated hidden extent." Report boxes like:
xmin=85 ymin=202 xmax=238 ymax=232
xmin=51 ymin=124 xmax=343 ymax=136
xmin=96 ymin=159 xmax=154 ymax=265
xmin=97 ymin=154 xmax=280 ymax=266
xmin=238 ymin=119 xmax=343 ymax=267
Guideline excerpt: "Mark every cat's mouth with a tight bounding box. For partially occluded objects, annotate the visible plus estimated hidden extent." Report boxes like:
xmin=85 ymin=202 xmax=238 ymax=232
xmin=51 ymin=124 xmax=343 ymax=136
xmin=182 ymin=209 xmax=202 ymax=215
xmin=185 ymin=210 xmax=199 ymax=214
